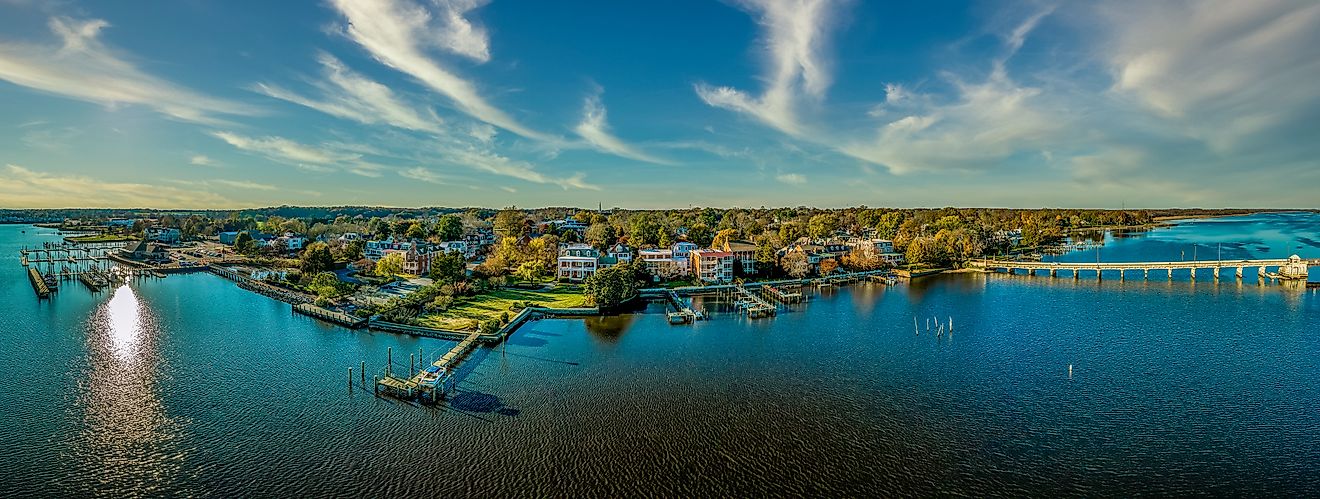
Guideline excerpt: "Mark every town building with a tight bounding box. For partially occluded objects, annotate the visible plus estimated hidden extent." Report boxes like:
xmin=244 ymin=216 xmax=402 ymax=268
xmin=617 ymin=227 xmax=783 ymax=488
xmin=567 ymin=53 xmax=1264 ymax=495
xmin=557 ymin=243 xmax=599 ymax=281
xmin=689 ymin=249 xmax=734 ymax=283
xmin=606 ymin=243 xmax=633 ymax=264
xmin=272 ymin=232 xmax=305 ymax=252
xmin=723 ymin=240 xmax=758 ymax=275
xmin=119 ymin=239 xmax=169 ymax=263
xmin=671 ymin=241 xmax=698 ymax=259
xmin=146 ymin=227 xmax=181 ymax=245
xmin=437 ymin=240 xmax=472 ymax=258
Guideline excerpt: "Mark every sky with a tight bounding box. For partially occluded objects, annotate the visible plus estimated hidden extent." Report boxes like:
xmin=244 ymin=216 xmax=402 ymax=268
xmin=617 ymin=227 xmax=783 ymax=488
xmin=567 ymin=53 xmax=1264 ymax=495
xmin=0 ymin=0 xmax=1317 ymax=210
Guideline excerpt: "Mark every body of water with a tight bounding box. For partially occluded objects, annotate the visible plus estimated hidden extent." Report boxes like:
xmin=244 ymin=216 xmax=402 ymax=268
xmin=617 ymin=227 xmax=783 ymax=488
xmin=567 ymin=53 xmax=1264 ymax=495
xmin=1 ymin=213 xmax=1317 ymax=496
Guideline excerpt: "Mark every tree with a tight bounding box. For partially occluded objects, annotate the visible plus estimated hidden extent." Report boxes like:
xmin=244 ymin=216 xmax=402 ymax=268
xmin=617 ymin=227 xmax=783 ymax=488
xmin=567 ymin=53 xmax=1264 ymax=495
xmin=818 ymin=257 xmax=839 ymax=275
xmin=300 ymin=242 xmax=335 ymax=274
xmin=779 ymin=221 xmax=805 ymax=242
xmin=754 ymin=236 xmax=778 ymax=275
xmin=628 ymin=214 xmax=660 ymax=246
xmin=406 ymin=222 xmax=427 ymax=240
xmin=807 ymin=214 xmax=839 ymax=240
xmin=585 ymin=223 xmax=617 ymax=249
xmin=494 ymin=209 xmax=529 ymax=239
xmin=234 ymin=231 xmax=257 ymax=255
xmin=515 ymin=260 xmax=547 ymax=282
xmin=781 ymin=251 xmax=810 ymax=278
xmin=687 ymin=223 xmax=713 ymax=247
xmin=429 ymin=251 xmax=467 ymax=282
xmin=375 ymin=253 xmax=404 ymax=277
xmin=583 ymin=264 xmax=639 ymax=309
xmin=711 ymin=228 xmax=737 ymax=251
xmin=875 ymin=211 xmax=905 ymax=240
xmin=435 ymin=214 xmax=463 ymax=241
xmin=905 ymin=236 xmax=950 ymax=267
xmin=307 ymin=272 xmax=350 ymax=299
xmin=337 ymin=239 xmax=365 ymax=261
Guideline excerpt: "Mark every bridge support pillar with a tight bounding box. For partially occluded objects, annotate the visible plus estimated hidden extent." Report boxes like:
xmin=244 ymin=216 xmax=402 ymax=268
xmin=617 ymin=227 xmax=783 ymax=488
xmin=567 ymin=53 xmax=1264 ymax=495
xmin=1213 ymin=267 xmax=1220 ymax=280
xmin=1096 ymin=269 xmax=1102 ymax=280
xmin=1049 ymin=269 xmax=1057 ymax=278
xmin=1236 ymin=267 xmax=1243 ymax=279
xmin=1143 ymin=268 xmax=1149 ymax=280
xmin=1167 ymin=268 xmax=1172 ymax=280
xmin=1073 ymin=269 xmax=1079 ymax=280
xmin=1029 ymin=269 xmax=1036 ymax=276
xmin=1190 ymin=267 xmax=1196 ymax=280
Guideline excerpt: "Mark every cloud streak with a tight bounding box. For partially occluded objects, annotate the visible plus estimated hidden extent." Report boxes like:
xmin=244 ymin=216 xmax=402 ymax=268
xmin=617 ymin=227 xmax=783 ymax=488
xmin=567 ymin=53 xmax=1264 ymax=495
xmin=0 ymin=164 xmax=234 ymax=208
xmin=695 ymin=0 xmax=841 ymax=136
xmin=0 ymin=17 xmax=258 ymax=124
xmin=254 ymin=52 xmax=444 ymax=134
xmin=328 ymin=0 xmax=548 ymax=140
xmin=574 ymin=90 xmax=670 ymax=164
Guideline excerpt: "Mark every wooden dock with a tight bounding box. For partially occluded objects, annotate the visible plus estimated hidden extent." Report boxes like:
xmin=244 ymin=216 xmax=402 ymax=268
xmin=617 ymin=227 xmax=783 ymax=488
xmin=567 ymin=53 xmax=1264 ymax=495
xmin=293 ymin=303 xmax=367 ymax=329
xmin=731 ymin=285 xmax=776 ymax=318
xmin=376 ymin=333 xmax=480 ymax=402
xmin=762 ymin=284 xmax=803 ymax=304
xmin=28 ymin=268 xmax=50 ymax=298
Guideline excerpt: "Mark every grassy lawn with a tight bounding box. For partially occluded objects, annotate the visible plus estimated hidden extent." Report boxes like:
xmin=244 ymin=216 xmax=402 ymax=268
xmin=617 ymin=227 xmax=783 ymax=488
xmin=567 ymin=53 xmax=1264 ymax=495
xmin=66 ymin=234 xmax=135 ymax=243
xmin=418 ymin=286 xmax=589 ymax=331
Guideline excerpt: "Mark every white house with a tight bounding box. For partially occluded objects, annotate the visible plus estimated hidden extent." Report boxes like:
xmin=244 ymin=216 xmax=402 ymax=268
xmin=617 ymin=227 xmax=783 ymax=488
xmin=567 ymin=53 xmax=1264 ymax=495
xmin=146 ymin=227 xmax=181 ymax=245
xmin=557 ymin=243 xmax=600 ymax=281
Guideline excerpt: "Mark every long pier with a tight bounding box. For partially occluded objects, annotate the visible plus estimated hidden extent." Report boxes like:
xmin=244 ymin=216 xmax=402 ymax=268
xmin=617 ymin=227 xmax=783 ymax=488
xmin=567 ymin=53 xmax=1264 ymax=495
xmin=971 ymin=255 xmax=1317 ymax=280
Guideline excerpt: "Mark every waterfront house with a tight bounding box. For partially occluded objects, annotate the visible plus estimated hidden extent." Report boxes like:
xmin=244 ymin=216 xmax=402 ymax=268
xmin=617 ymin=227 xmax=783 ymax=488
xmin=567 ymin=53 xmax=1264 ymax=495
xmin=146 ymin=227 xmax=181 ymax=245
xmin=607 ymin=243 xmax=633 ymax=264
xmin=639 ymin=248 xmax=688 ymax=279
xmin=671 ymin=241 xmax=698 ymax=259
xmin=557 ymin=243 xmax=600 ymax=281
xmin=690 ymin=249 xmax=734 ymax=283
xmin=722 ymin=240 xmax=758 ymax=275
xmin=120 ymin=239 xmax=169 ymax=263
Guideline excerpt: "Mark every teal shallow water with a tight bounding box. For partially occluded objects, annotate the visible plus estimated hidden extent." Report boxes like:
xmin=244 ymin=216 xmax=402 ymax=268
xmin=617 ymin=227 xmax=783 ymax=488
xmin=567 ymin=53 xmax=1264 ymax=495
xmin=1 ymin=214 xmax=1317 ymax=496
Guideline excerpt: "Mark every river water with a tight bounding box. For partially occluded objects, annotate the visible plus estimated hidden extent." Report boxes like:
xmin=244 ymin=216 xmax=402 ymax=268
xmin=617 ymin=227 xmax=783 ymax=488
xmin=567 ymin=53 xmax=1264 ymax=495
xmin=1 ymin=213 xmax=1317 ymax=497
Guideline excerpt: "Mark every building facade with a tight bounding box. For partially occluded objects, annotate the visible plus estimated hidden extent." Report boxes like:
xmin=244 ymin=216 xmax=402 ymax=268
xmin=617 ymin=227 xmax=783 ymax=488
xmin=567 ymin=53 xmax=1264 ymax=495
xmin=557 ymin=243 xmax=600 ymax=282
xmin=689 ymin=249 xmax=734 ymax=283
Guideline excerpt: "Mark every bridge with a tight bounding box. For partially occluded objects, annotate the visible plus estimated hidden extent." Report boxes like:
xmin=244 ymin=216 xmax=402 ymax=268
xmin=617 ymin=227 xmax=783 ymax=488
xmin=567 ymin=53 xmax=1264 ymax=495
xmin=969 ymin=255 xmax=1316 ymax=280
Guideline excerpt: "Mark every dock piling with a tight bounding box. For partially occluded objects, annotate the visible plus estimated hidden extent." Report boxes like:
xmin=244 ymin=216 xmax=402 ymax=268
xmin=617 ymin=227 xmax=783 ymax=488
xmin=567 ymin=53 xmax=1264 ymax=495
xmin=386 ymin=347 xmax=392 ymax=377
xmin=348 ymin=367 xmax=353 ymax=388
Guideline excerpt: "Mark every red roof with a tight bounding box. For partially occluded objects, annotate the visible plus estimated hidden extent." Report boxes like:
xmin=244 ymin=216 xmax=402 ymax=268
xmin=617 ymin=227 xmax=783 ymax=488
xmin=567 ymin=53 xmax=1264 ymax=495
xmin=693 ymin=249 xmax=732 ymax=257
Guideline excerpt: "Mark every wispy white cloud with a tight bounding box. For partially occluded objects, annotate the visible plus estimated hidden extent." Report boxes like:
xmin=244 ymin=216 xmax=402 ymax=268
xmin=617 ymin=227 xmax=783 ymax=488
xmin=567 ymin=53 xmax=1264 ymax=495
xmin=254 ymin=52 xmax=444 ymax=134
xmin=211 ymin=131 xmax=359 ymax=167
xmin=210 ymin=179 xmax=277 ymax=191
xmin=1097 ymin=0 xmax=1320 ymax=152
xmin=0 ymin=17 xmax=258 ymax=124
xmin=573 ymin=89 xmax=670 ymax=164
xmin=695 ymin=0 xmax=841 ymax=136
xmin=776 ymin=173 xmax=806 ymax=185
xmin=189 ymin=154 xmax=217 ymax=167
xmin=0 ymin=164 xmax=234 ymax=208
xmin=328 ymin=0 xmax=548 ymax=140
xmin=400 ymin=166 xmax=448 ymax=184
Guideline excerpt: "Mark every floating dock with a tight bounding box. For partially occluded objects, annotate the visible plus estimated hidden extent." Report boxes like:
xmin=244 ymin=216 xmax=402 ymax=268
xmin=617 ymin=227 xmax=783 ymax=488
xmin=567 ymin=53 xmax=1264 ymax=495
xmin=28 ymin=268 xmax=50 ymax=298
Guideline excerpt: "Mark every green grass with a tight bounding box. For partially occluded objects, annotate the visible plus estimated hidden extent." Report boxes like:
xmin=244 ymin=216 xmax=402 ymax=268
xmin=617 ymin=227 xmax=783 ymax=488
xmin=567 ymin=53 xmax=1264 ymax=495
xmin=65 ymin=234 xmax=135 ymax=243
xmin=418 ymin=286 xmax=589 ymax=331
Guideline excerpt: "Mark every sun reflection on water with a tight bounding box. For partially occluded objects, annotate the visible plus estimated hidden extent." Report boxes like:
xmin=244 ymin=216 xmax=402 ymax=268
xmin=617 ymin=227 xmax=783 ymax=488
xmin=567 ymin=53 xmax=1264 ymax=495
xmin=71 ymin=283 xmax=186 ymax=494
xmin=105 ymin=283 xmax=144 ymax=361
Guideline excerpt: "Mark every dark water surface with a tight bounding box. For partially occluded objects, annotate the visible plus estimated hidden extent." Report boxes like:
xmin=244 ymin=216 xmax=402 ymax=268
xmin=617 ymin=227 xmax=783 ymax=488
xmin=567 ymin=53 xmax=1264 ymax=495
xmin=2 ymin=213 xmax=1317 ymax=497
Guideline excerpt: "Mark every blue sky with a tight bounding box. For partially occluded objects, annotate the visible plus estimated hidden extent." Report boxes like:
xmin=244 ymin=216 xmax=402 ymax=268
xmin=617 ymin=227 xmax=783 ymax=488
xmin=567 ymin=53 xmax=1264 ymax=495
xmin=1 ymin=0 xmax=1317 ymax=209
